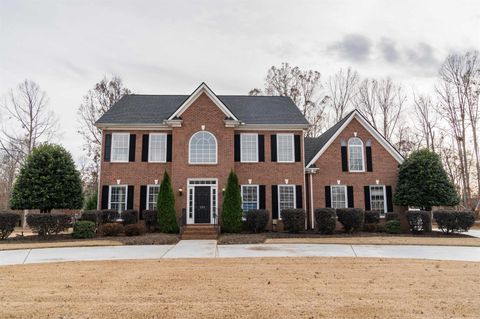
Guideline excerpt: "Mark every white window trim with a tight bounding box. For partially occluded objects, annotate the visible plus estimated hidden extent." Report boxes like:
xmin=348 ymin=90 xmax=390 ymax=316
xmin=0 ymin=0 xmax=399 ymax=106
xmin=278 ymin=184 xmax=296 ymax=220
xmin=241 ymin=184 xmax=260 ymax=211
xmin=330 ymin=185 xmax=348 ymax=209
xmin=146 ymin=184 xmax=160 ymax=210
xmin=348 ymin=137 xmax=365 ymax=172
xmin=111 ymin=133 xmax=130 ymax=163
xmin=148 ymin=133 xmax=167 ymax=163
xmin=369 ymin=185 xmax=387 ymax=217
xmin=188 ymin=131 xmax=218 ymax=165
xmin=240 ymin=133 xmax=259 ymax=163
xmin=108 ymin=185 xmax=128 ymax=211
xmin=277 ymin=133 xmax=295 ymax=163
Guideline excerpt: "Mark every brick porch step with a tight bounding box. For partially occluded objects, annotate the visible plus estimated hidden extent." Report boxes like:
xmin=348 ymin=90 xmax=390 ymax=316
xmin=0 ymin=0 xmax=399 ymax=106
xmin=181 ymin=224 xmax=219 ymax=240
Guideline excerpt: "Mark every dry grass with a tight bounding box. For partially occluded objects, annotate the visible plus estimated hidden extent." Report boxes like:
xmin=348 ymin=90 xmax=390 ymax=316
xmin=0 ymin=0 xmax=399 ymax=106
xmin=0 ymin=258 xmax=479 ymax=318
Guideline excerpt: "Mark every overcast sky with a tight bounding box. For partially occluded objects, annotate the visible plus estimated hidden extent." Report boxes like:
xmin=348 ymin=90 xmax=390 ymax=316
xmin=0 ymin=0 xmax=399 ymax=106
xmin=1 ymin=0 xmax=479 ymax=162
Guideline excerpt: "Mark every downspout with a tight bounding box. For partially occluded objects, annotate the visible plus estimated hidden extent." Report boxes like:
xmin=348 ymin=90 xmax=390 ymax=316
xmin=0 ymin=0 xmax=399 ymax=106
xmin=310 ymin=173 xmax=314 ymax=229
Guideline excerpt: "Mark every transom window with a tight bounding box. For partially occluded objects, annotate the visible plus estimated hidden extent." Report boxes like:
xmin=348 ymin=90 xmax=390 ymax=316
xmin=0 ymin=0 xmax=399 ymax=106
xmin=147 ymin=185 xmax=160 ymax=210
xmin=240 ymin=133 xmax=258 ymax=162
xmin=278 ymin=185 xmax=295 ymax=218
xmin=109 ymin=185 xmax=127 ymax=213
xmin=277 ymin=134 xmax=294 ymax=162
xmin=370 ymin=185 xmax=386 ymax=215
xmin=149 ymin=133 xmax=167 ymax=162
xmin=241 ymin=185 xmax=259 ymax=212
xmin=111 ymin=133 xmax=129 ymax=162
xmin=331 ymin=185 xmax=347 ymax=209
xmin=189 ymin=131 xmax=217 ymax=164
xmin=348 ymin=137 xmax=364 ymax=171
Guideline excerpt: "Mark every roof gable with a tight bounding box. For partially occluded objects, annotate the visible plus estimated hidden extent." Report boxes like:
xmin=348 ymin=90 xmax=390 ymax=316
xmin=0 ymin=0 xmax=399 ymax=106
xmin=305 ymin=109 xmax=404 ymax=167
xmin=167 ymin=82 xmax=238 ymax=121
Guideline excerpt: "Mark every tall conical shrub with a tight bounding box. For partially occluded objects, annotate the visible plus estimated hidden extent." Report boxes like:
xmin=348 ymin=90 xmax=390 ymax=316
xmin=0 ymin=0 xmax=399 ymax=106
xmin=221 ymin=170 xmax=243 ymax=233
xmin=157 ymin=171 xmax=179 ymax=233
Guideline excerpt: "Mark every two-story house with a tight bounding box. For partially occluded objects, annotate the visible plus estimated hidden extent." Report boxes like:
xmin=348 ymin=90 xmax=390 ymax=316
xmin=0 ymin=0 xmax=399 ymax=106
xmin=95 ymin=83 xmax=403 ymax=234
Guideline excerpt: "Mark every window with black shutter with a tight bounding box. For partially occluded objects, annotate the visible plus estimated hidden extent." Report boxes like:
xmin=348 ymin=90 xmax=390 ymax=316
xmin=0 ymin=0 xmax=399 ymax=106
xmin=104 ymin=134 xmax=112 ymax=162
xmin=258 ymin=135 xmax=265 ymax=162
xmin=270 ymin=135 xmax=277 ymax=162
xmin=129 ymin=134 xmax=136 ymax=162
xmin=325 ymin=186 xmax=331 ymax=208
xmin=142 ymin=135 xmax=149 ymax=162
xmin=271 ymin=185 xmax=278 ymax=219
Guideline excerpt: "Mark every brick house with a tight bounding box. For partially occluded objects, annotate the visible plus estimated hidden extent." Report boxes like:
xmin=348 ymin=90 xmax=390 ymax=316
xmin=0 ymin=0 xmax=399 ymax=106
xmin=95 ymin=83 xmax=403 ymax=232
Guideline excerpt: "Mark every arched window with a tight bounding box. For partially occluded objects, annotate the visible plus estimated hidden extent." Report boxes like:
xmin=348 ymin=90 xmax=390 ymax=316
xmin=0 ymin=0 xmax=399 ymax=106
xmin=348 ymin=137 xmax=364 ymax=171
xmin=189 ymin=131 xmax=217 ymax=164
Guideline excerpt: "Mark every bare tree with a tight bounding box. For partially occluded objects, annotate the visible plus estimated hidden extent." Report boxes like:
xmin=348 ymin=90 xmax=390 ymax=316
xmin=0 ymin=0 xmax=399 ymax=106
xmin=0 ymin=80 xmax=57 ymax=163
xmin=77 ymin=76 xmax=131 ymax=190
xmin=325 ymin=67 xmax=359 ymax=122
xmin=252 ymin=62 xmax=327 ymax=136
xmin=413 ymin=94 xmax=438 ymax=152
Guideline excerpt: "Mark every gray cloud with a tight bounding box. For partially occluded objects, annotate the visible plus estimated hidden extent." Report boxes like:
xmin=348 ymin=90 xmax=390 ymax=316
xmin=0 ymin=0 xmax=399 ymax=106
xmin=328 ymin=34 xmax=372 ymax=61
xmin=378 ymin=38 xmax=400 ymax=63
xmin=406 ymin=42 xmax=439 ymax=67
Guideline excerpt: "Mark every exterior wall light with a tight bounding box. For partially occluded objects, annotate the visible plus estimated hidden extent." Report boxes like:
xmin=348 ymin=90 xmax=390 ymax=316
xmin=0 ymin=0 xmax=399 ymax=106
xmin=284 ymin=179 xmax=289 ymax=184
xmin=201 ymin=125 xmax=205 ymax=130
xmin=154 ymin=179 xmax=158 ymax=185
xmin=337 ymin=180 xmax=341 ymax=185
xmin=376 ymin=180 xmax=379 ymax=185
xmin=116 ymin=179 xmax=121 ymax=185
xmin=248 ymin=179 xmax=252 ymax=184
xmin=178 ymin=188 xmax=183 ymax=196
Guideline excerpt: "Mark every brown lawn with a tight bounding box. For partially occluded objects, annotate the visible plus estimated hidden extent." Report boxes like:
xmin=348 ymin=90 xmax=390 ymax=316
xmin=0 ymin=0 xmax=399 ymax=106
xmin=0 ymin=258 xmax=479 ymax=318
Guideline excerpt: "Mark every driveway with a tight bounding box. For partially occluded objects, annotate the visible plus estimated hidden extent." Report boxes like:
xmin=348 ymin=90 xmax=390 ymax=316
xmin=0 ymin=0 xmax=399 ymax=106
xmin=1 ymin=240 xmax=480 ymax=266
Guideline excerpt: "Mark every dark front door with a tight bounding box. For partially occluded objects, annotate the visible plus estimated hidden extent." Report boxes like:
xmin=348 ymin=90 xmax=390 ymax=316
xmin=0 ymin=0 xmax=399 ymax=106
xmin=194 ymin=186 xmax=211 ymax=223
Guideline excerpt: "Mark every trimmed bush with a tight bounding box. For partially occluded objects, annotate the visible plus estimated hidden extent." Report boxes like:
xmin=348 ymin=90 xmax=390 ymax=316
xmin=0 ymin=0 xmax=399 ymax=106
xmin=433 ymin=211 xmax=475 ymax=234
xmin=364 ymin=211 xmax=380 ymax=224
xmin=72 ymin=221 xmax=96 ymax=239
xmin=124 ymin=224 xmax=146 ymax=237
xmin=122 ymin=210 xmax=138 ymax=225
xmin=282 ymin=209 xmax=305 ymax=233
xmin=245 ymin=209 xmax=269 ymax=233
xmin=27 ymin=214 xmax=72 ymax=236
xmin=314 ymin=208 xmax=336 ymax=234
xmin=406 ymin=211 xmax=431 ymax=233
xmin=386 ymin=220 xmax=401 ymax=234
xmin=101 ymin=210 xmax=118 ymax=224
xmin=336 ymin=208 xmax=365 ymax=233
xmin=375 ymin=223 xmax=386 ymax=233
xmin=143 ymin=210 xmax=158 ymax=231
xmin=385 ymin=212 xmax=399 ymax=221
xmin=221 ymin=170 xmax=243 ymax=233
xmin=81 ymin=210 xmax=101 ymax=225
xmin=100 ymin=223 xmax=124 ymax=236
xmin=0 ymin=212 xmax=21 ymax=240
xmin=157 ymin=171 xmax=179 ymax=233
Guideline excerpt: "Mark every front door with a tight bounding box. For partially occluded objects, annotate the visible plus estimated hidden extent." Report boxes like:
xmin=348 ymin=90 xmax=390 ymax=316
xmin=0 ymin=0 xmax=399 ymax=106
xmin=194 ymin=186 xmax=211 ymax=223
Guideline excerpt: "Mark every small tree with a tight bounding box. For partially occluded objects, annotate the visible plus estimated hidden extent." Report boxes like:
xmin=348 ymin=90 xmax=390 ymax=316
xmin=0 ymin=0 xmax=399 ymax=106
xmin=10 ymin=144 xmax=83 ymax=213
xmin=84 ymin=191 xmax=98 ymax=210
xmin=221 ymin=170 xmax=243 ymax=233
xmin=157 ymin=171 xmax=178 ymax=233
xmin=394 ymin=149 xmax=460 ymax=210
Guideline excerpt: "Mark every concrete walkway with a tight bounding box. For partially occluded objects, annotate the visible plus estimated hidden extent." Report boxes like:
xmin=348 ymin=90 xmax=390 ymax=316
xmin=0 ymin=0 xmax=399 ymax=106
xmin=1 ymin=240 xmax=480 ymax=266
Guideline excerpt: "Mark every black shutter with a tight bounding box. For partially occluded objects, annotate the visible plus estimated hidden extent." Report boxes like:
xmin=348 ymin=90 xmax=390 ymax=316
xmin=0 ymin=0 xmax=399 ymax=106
xmin=364 ymin=186 xmax=371 ymax=211
xmin=166 ymin=134 xmax=173 ymax=162
xmin=129 ymin=134 xmax=136 ymax=162
xmin=127 ymin=185 xmax=134 ymax=210
xmin=101 ymin=185 xmax=109 ymax=209
xmin=366 ymin=146 xmax=373 ymax=172
xmin=341 ymin=146 xmax=348 ymax=171
xmin=294 ymin=135 xmax=301 ymax=162
xmin=259 ymin=185 xmax=266 ymax=209
xmin=142 ymin=134 xmax=149 ymax=162
xmin=270 ymin=135 xmax=277 ymax=162
xmin=295 ymin=185 xmax=303 ymax=208
xmin=234 ymin=134 xmax=240 ymax=162
xmin=140 ymin=185 xmax=147 ymax=216
xmin=258 ymin=135 xmax=265 ymax=162
xmin=386 ymin=186 xmax=393 ymax=212
xmin=272 ymin=185 xmax=278 ymax=219
xmin=347 ymin=186 xmax=354 ymax=208
xmin=325 ymin=186 xmax=331 ymax=208
xmin=104 ymin=134 xmax=112 ymax=162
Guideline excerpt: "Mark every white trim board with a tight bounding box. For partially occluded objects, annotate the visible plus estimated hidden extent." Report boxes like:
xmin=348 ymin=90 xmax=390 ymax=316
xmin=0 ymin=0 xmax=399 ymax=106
xmin=167 ymin=82 xmax=239 ymax=121
xmin=306 ymin=110 xmax=404 ymax=168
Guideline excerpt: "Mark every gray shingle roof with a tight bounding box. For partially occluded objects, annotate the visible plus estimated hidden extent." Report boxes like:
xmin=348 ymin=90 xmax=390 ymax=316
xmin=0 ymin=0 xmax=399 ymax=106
xmin=96 ymin=94 xmax=309 ymax=125
xmin=304 ymin=110 xmax=355 ymax=166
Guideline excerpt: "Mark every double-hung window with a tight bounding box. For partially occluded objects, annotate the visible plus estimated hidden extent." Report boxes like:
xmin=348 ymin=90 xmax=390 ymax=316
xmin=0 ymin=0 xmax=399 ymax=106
xmin=147 ymin=185 xmax=160 ymax=210
xmin=109 ymin=185 xmax=127 ymax=213
xmin=149 ymin=133 xmax=167 ymax=162
xmin=277 ymin=134 xmax=294 ymax=162
xmin=240 ymin=133 xmax=258 ymax=162
xmin=241 ymin=185 xmax=259 ymax=212
xmin=370 ymin=185 xmax=386 ymax=215
xmin=111 ymin=133 xmax=129 ymax=162
xmin=331 ymin=185 xmax=347 ymax=209
xmin=348 ymin=137 xmax=364 ymax=171
xmin=278 ymin=185 xmax=295 ymax=218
